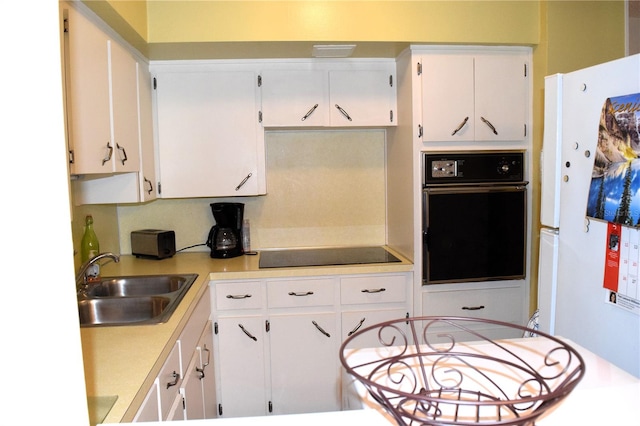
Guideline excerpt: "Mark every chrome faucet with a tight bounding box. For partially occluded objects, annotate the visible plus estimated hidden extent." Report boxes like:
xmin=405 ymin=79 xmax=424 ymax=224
xmin=76 ymin=252 xmax=120 ymax=291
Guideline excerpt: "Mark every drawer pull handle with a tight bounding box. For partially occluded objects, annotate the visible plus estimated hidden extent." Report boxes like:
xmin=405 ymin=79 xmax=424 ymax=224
xmin=361 ymin=288 xmax=386 ymax=294
xmin=312 ymin=320 xmax=331 ymax=338
xmin=288 ymin=291 xmax=314 ymax=297
xmin=462 ymin=305 xmax=485 ymax=311
xmin=348 ymin=317 xmax=366 ymax=336
xmin=238 ymin=324 xmax=258 ymax=341
xmin=166 ymin=371 xmax=180 ymax=389
xmin=226 ymin=294 xmax=252 ymax=299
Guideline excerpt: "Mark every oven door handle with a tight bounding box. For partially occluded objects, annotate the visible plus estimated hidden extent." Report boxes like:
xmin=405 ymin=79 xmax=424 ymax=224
xmin=424 ymin=183 xmax=527 ymax=194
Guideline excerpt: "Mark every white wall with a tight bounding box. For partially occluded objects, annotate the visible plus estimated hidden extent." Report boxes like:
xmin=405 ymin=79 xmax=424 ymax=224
xmin=1 ymin=2 xmax=90 ymax=425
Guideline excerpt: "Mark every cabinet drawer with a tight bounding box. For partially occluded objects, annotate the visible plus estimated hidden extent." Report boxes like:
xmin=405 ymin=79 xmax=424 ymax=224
xmin=267 ymin=278 xmax=335 ymax=308
xmin=158 ymin=342 xmax=182 ymax=420
xmin=422 ymin=285 xmax=523 ymax=324
xmin=340 ymin=275 xmax=407 ymax=305
xmin=214 ymin=281 xmax=264 ymax=310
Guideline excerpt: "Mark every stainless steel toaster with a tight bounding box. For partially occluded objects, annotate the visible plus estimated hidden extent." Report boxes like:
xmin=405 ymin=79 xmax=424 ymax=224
xmin=131 ymin=229 xmax=176 ymax=259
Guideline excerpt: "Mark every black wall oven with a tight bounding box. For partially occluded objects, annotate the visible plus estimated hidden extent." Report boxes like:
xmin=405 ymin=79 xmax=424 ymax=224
xmin=422 ymin=151 xmax=527 ymax=285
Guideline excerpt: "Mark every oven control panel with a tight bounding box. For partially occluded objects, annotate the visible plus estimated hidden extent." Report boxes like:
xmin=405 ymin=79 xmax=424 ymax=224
xmin=424 ymin=151 xmax=525 ymax=185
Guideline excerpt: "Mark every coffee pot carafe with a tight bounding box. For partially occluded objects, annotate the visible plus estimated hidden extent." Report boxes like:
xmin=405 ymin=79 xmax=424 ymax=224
xmin=206 ymin=202 xmax=244 ymax=258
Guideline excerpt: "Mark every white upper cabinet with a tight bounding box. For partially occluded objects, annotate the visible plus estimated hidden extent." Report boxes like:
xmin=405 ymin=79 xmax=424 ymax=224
xmin=137 ymin=61 xmax=157 ymax=202
xmin=259 ymin=69 xmax=327 ymax=126
xmin=329 ymin=69 xmax=396 ymax=126
xmin=65 ymin=5 xmax=140 ymax=174
xmin=153 ymin=64 xmax=265 ymax=198
xmin=420 ymin=50 xmax=528 ymax=142
xmin=260 ymin=61 xmax=397 ymax=127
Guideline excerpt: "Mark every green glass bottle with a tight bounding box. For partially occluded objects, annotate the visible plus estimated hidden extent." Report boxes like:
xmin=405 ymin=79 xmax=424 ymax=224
xmin=80 ymin=215 xmax=101 ymax=280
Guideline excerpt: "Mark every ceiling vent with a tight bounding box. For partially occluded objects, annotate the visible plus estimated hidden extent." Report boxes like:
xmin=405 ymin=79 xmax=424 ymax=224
xmin=312 ymin=44 xmax=356 ymax=58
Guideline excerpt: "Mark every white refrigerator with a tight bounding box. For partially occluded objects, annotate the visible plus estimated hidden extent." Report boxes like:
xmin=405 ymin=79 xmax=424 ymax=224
xmin=539 ymin=54 xmax=640 ymax=378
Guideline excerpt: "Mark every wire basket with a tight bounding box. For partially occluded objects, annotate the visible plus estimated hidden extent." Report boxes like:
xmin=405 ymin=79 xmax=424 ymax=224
xmin=339 ymin=316 xmax=585 ymax=426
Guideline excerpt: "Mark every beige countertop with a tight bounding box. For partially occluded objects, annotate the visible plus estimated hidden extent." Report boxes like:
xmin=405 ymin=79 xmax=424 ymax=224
xmin=82 ymin=248 xmax=413 ymax=424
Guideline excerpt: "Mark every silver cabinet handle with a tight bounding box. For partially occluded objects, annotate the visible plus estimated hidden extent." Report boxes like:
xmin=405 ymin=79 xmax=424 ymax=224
xmin=116 ymin=143 xmax=128 ymax=165
xmin=451 ymin=117 xmax=469 ymax=136
xmin=361 ymin=288 xmax=386 ymax=293
xmin=166 ymin=371 xmax=180 ymax=389
xmin=102 ymin=142 xmax=113 ymax=166
xmin=238 ymin=324 xmax=258 ymax=341
xmin=335 ymin=104 xmax=353 ymax=121
xmin=235 ymin=173 xmax=252 ymax=191
xmin=196 ymin=343 xmax=211 ymax=380
xmin=462 ymin=305 xmax=485 ymax=311
xmin=288 ymin=291 xmax=314 ymax=297
xmin=143 ymin=177 xmax=153 ymax=195
xmin=348 ymin=317 xmax=366 ymax=336
xmin=301 ymin=104 xmax=319 ymax=121
xmin=312 ymin=320 xmax=331 ymax=338
xmin=480 ymin=116 xmax=498 ymax=135
xmin=226 ymin=294 xmax=252 ymax=299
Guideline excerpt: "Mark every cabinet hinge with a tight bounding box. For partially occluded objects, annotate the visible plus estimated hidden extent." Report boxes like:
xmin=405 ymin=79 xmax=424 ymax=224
xmin=157 ymin=182 xmax=162 ymax=195
xmin=258 ymin=111 xmax=263 ymax=123
xmin=63 ymin=18 xmax=69 ymax=33
xmin=268 ymin=401 xmax=273 ymax=413
xmin=417 ymin=62 xmax=422 ymax=76
xmin=390 ymin=110 xmax=394 ymax=123
xmin=257 ymin=75 xmax=262 ymax=87
xmin=418 ymin=124 xmax=423 ymax=138
xmin=153 ymin=77 xmax=157 ymax=90
xmin=265 ymin=320 xmax=270 ymax=333
xmin=182 ymin=396 xmax=185 ymax=410
xmin=214 ymin=321 xmax=219 ymax=334
xmin=68 ymin=149 xmax=74 ymax=165
xmin=218 ymin=403 xmax=223 ymax=416
xmin=389 ymin=74 xmax=393 ymax=87
xmin=524 ymin=124 xmax=527 ymax=137
xmin=524 ymin=63 xmax=527 ymax=77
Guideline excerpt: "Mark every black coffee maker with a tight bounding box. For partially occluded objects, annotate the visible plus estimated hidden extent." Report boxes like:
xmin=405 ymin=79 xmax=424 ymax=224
xmin=206 ymin=202 xmax=244 ymax=258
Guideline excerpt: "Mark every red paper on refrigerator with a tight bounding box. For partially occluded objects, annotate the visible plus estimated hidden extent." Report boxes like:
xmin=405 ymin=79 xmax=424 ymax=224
xmin=603 ymin=222 xmax=621 ymax=292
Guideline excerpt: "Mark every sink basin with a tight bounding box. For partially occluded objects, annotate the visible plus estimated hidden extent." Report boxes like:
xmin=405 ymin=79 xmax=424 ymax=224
xmin=78 ymin=296 xmax=171 ymax=326
xmin=85 ymin=275 xmax=191 ymax=297
xmin=78 ymin=274 xmax=198 ymax=327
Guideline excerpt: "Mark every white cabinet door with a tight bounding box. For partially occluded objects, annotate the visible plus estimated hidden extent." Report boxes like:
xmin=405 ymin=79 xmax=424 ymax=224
xmin=65 ymin=5 xmax=111 ymax=174
xmin=157 ymin=342 xmax=182 ymax=420
xmin=199 ymin=321 xmax=217 ymax=419
xmin=182 ymin=345 xmax=205 ymax=420
xmin=421 ymin=51 xmax=528 ymax=142
xmin=329 ymin=69 xmax=395 ymax=126
xmin=215 ymin=315 xmax=268 ymax=418
xmin=269 ymin=312 xmax=341 ymax=415
xmin=109 ymin=40 xmax=140 ymax=172
xmin=155 ymin=69 xmax=264 ymax=197
xmin=474 ymin=53 xmax=527 ymax=141
xmin=260 ymin=69 xmax=327 ymax=127
xmin=421 ymin=55 xmax=475 ymax=142
xmin=137 ymin=60 xmax=157 ymax=201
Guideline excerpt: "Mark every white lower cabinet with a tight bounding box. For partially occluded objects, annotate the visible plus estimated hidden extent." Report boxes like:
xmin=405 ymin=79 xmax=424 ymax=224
xmin=134 ymin=287 xmax=214 ymax=422
xmin=269 ymin=311 xmax=340 ymax=415
xmin=211 ymin=271 xmax=412 ymax=418
xmin=421 ymin=282 xmax=526 ymax=343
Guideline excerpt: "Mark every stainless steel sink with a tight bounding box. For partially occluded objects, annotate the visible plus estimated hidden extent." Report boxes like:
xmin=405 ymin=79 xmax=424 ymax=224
xmin=85 ymin=275 xmax=191 ymax=297
xmin=78 ymin=274 xmax=198 ymax=327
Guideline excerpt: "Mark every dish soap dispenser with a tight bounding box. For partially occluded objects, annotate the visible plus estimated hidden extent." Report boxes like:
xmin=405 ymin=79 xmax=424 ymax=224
xmin=81 ymin=215 xmax=100 ymax=281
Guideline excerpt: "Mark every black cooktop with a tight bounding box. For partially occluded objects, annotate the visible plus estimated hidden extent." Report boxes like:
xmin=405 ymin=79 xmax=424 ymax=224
xmin=259 ymin=246 xmax=401 ymax=269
